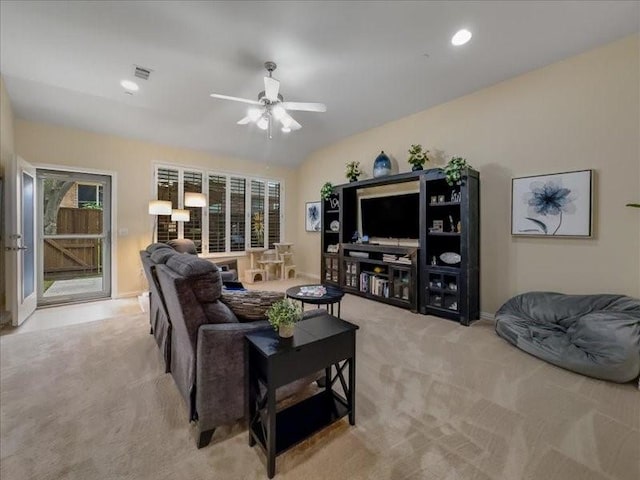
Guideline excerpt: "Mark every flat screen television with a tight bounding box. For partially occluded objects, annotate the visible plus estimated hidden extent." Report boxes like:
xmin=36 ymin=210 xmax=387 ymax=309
xmin=360 ymin=192 xmax=420 ymax=239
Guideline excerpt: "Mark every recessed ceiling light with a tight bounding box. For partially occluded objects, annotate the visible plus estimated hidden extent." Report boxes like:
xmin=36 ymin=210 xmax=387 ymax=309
xmin=451 ymin=29 xmax=472 ymax=46
xmin=120 ymin=80 xmax=139 ymax=91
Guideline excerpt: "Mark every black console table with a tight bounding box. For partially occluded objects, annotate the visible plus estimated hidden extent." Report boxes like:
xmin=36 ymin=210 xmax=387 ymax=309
xmin=245 ymin=313 xmax=359 ymax=478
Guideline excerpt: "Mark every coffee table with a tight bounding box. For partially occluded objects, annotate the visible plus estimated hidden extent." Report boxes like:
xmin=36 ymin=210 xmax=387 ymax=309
xmin=245 ymin=312 xmax=358 ymax=478
xmin=286 ymin=284 xmax=345 ymax=318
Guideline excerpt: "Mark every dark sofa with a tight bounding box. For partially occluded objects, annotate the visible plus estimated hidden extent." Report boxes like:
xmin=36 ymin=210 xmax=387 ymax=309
xmin=140 ymin=243 xmax=174 ymax=372
xmin=140 ymin=241 xmax=238 ymax=372
xmin=141 ymin=243 xmax=317 ymax=448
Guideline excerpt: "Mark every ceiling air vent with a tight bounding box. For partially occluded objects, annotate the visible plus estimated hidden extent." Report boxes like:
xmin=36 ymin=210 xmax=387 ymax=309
xmin=133 ymin=65 xmax=152 ymax=80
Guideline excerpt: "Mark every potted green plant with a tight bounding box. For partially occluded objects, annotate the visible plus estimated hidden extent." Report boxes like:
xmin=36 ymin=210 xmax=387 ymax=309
xmin=266 ymin=299 xmax=302 ymax=338
xmin=407 ymin=144 xmax=429 ymax=171
xmin=345 ymin=161 xmax=362 ymax=182
xmin=443 ymin=156 xmax=471 ymax=186
xmin=320 ymin=182 xmax=334 ymax=200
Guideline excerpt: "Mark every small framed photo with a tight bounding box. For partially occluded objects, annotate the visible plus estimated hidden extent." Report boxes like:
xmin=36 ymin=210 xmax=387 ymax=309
xmin=430 ymin=195 xmax=438 ymax=204
xmin=437 ymin=194 xmax=445 ymax=203
xmin=305 ymin=201 xmax=321 ymax=232
xmin=511 ymin=169 xmax=593 ymax=237
xmin=431 ymin=220 xmax=443 ymax=232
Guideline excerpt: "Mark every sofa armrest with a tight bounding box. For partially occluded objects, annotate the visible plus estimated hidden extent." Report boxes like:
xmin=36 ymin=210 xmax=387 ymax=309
xmin=195 ymin=321 xmax=269 ymax=431
xmin=220 ymin=290 xmax=285 ymax=321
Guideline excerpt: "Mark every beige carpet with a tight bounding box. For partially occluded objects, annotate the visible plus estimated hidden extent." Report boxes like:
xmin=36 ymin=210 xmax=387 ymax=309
xmin=1 ymin=288 xmax=639 ymax=480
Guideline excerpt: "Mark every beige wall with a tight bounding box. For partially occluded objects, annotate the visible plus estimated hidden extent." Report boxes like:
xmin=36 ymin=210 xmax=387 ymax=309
xmin=15 ymin=121 xmax=298 ymax=297
xmin=0 ymin=76 xmax=16 ymax=319
xmin=297 ymin=35 xmax=640 ymax=314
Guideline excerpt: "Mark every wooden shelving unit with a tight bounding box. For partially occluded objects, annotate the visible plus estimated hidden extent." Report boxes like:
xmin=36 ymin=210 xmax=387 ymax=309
xmin=320 ymin=168 xmax=480 ymax=325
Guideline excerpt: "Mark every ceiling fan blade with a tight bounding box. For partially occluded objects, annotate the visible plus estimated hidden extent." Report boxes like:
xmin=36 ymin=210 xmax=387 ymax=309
xmin=210 ymin=93 xmax=261 ymax=105
xmin=288 ymin=115 xmax=302 ymax=131
xmin=264 ymin=76 xmax=280 ymax=102
xmin=281 ymin=101 xmax=326 ymax=113
xmin=236 ymin=116 xmax=252 ymax=125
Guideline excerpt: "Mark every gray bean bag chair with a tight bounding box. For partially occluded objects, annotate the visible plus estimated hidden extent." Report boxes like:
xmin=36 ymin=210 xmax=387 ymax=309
xmin=495 ymin=292 xmax=640 ymax=383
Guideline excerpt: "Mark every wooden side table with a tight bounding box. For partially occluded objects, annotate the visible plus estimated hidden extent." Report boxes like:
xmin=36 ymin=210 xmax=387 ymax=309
xmin=245 ymin=313 xmax=359 ymax=478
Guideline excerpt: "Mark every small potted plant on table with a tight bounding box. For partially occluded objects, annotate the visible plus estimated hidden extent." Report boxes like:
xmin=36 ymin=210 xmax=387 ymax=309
xmin=266 ymin=299 xmax=302 ymax=338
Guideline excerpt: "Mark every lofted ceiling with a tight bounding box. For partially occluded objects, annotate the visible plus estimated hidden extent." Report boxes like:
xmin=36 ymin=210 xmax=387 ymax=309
xmin=1 ymin=1 xmax=638 ymax=167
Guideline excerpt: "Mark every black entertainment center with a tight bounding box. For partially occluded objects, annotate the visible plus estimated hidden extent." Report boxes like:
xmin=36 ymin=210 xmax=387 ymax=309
xmin=321 ymin=168 xmax=480 ymax=325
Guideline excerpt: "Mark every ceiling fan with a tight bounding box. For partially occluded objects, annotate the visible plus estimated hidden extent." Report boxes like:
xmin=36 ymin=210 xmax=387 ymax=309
xmin=210 ymin=61 xmax=326 ymax=139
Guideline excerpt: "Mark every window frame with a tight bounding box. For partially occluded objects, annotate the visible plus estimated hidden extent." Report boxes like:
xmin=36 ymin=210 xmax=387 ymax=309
xmin=153 ymin=164 xmax=284 ymax=257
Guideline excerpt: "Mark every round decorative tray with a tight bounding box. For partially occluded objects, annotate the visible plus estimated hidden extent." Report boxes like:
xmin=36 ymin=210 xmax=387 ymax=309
xmin=440 ymin=252 xmax=461 ymax=264
xmin=330 ymin=220 xmax=340 ymax=232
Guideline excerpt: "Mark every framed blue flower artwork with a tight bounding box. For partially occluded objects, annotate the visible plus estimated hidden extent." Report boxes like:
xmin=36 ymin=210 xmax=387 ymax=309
xmin=305 ymin=201 xmax=321 ymax=232
xmin=511 ymin=169 xmax=593 ymax=237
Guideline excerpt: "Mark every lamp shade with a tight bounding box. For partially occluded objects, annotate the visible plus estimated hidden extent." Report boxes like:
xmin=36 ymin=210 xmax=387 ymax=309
xmin=184 ymin=192 xmax=206 ymax=207
xmin=171 ymin=209 xmax=190 ymax=222
xmin=148 ymin=200 xmax=172 ymax=215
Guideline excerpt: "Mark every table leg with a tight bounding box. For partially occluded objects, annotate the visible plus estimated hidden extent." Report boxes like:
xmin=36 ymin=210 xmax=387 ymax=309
xmin=267 ymin=384 xmax=276 ymax=478
xmin=324 ymin=366 xmax=331 ymax=392
xmin=338 ymin=301 xmax=341 ymax=319
xmin=348 ymin=355 xmax=356 ymax=426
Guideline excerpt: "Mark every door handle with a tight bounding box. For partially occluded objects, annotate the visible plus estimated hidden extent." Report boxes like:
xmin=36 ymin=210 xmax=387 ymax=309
xmin=4 ymin=246 xmax=27 ymax=251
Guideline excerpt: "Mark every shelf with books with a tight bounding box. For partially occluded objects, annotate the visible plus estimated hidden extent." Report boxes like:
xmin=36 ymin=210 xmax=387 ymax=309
xmin=341 ymin=243 xmax=418 ymax=312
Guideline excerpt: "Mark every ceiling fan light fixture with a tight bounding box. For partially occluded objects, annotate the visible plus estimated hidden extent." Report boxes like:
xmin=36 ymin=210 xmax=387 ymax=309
xmin=247 ymin=107 xmax=262 ymax=122
xmin=256 ymin=116 xmax=269 ymax=130
xmin=209 ymin=60 xmax=324 ymax=139
xmin=272 ymin=105 xmax=286 ymax=120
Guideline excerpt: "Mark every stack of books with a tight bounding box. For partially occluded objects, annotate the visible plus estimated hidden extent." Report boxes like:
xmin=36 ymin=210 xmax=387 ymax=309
xmin=382 ymin=254 xmax=411 ymax=265
xmin=359 ymin=272 xmax=389 ymax=298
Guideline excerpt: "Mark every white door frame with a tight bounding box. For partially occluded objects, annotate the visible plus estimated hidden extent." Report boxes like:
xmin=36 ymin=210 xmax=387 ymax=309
xmin=33 ymin=163 xmax=117 ymax=299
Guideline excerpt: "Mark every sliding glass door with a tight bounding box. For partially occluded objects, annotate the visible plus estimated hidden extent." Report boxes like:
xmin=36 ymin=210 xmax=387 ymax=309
xmin=37 ymin=170 xmax=112 ymax=306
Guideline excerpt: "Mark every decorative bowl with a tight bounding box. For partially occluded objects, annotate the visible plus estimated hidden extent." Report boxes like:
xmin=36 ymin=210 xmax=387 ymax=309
xmin=440 ymin=252 xmax=461 ymax=264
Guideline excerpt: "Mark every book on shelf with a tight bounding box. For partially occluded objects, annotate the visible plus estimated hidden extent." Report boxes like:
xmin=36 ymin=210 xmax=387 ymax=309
xmin=382 ymin=254 xmax=412 ymax=265
xmin=359 ymin=272 xmax=389 ymax=298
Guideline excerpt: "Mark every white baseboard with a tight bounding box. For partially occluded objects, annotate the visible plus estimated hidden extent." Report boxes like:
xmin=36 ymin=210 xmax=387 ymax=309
xmin=480 ymin=311 xmax=495 ymax=321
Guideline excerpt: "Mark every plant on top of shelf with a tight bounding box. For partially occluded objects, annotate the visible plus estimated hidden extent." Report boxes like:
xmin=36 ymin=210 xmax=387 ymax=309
xmin=407 ymin=144 xmax=429 ymax=171
xmin=320 ymin=182 xmax=335 ymax=200
xmin=345 ymin=161 xmax=362 ymax=182
xmin=266 ymin=298 xmax=302 ymax=338
xmin=443 ymin=156 xmax=471 ymax=186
